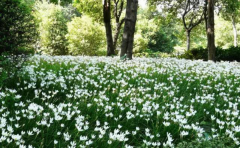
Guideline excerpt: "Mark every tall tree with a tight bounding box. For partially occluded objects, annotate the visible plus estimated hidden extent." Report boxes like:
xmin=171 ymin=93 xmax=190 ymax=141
xmin=103 ymin=0 xmax=126 ymax=56
xmin=113 ymin=0 xmax=125 ymax=51
xmin=103 ymin=0 xmax=114 ymax=56
xmin=207 ymin=0 xmax=215 ymax=61
xmin=120 ymin=0 xmax=138 ymax=59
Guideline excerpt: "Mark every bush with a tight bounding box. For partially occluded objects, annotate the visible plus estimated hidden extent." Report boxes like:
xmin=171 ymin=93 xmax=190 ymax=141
xmin=216 ymin=46 xmax=240 ymax=61
xmin=180 ymin=47 xmax=208 ymax=60
xmin=180 ymin=46 xmax=240 ymax=62
xmin=148 ymin=28 xmax=178 ymax=53
xmin=66 ymin=15 xmax=106 ymax=56
xmin=0 ymin=0 xmax=37 ymax=54
xmin=34 ymin=1 xmax=78 ymax=55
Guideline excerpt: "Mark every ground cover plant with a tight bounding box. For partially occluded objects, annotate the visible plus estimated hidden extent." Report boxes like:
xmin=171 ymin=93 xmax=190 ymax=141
xmin=0 ymin=55 xmax=240 ymax=148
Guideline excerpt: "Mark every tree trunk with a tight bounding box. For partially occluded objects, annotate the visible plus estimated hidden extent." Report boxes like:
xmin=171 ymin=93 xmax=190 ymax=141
xmin=120 ymin=0 xmax=138 ymax=59
xmin=113 ymin=19 xmax=125 ymax=51
xmin=186 ymin=30 xmax=191 ymax=51
xmin=207 ymin=0 xmax=215 ymax=61
xmin=103 ymin=0 xmax=115 ymax=56
xmin=232 ymin=16 xmax=238 ymax=47
xmin=204 ymin=0 xmax=208 ymax=31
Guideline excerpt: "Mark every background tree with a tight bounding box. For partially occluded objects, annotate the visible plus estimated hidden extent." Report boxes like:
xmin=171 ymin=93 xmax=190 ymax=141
xmin=0 ymin=0 xmax=37 ymax=54
xmin=73 ymin=0 xmax=103 ymax=22
xmin=34 ymin=1 xmax=72 ymax=55
xmin=66 ymin=16 xmax=106 ymax=56
xmin=181 ymin=0 xmax=205 ymax=51
xmin=220 ymin=0 xmax=240 ymax=47
xmin=120 ymin=0 xmax=139 ymax=59
xmin=149 ymin=0 xmax=206 ymax=51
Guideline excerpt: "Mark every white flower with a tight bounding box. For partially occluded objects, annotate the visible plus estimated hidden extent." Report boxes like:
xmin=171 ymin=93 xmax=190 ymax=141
xmin=180 ymin=131 xmax=189 ymax=137
xmin=63 ymin=132 xmax=71 ymax=141
xmin=11 ymin=134 xmax=21 ymax=141
xmin=54 ymin=140 xmax=58 ymax=144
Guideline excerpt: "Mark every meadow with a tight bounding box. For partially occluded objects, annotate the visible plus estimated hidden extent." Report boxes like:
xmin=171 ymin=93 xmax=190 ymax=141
xmin=0 ymin=55 xmax=240 ymax=148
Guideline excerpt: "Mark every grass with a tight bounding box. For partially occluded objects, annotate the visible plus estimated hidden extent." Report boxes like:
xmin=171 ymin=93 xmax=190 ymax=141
xmin=0 ymin=55 xmax=239 ymax=148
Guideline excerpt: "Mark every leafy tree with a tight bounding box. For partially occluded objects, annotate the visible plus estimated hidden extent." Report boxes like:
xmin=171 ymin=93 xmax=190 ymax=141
xmin=215 ymin=16 xmax=233 ymax=48
xmin=66 ymin=15 xmax=106 ymax=56
xmin=73 ymin=0 xmax=103 ymax=22
xmin=220 ymin=0 xmax=240 ymax=47
xmin=0 ymin=0 xmax=37 ymax=54
xmin=149 ymin=0 xmax=206 ymax=51
xmin=34 ymin=1 xmax=78 ymax=55
xmin=133 ymin=8 xmax=158 ymax=53
xmin=148 ymin=26 xmax=178 ymax=53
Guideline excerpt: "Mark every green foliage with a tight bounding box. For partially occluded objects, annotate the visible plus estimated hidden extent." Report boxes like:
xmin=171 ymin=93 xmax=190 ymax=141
xmin=73 ymin=0 xmax=103 ymax=22
xmin=220 ymin=0 xmax=240 ymax=21
xmin=49 ymin=0 xmax=72 ymax=6
xmin=180 ymin=47 xmax=208 ymax=60
xmin=66 ymin=15 xmax=106 ymax=56
xmin=180 ymin=46 xmax=240 ymax=61
xmin=216 ymin=46 xmax=240 ymax=61
xmin=0 ymin=0 xmax=38 ymax=54
xmin=34 ymin=1 xmax=77 ymax=55
xmin=148 ymin=27 xmax=178 ymax=53
xmin=215 ymin=16 xmax=235 ymax=48
xmin=134 ymin=8 xmax=179 ymax=54
xmin=134 ymin=8 xmax=159 ymax=53
xmin=176 ymin=137 xmax=237 ymax=148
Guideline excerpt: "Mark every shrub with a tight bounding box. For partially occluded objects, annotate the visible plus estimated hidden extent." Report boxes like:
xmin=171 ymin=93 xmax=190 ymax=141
xmin=0 ymin=0 xmax=37 ymax=54
xmin=216 ymin=46 xmax=240 ymax=61
xmin=180 ymin=47 xmax=208 ymax=60
xmin=148 ymin=28 xmax=178 ymax=53
xmin=179 ymin=46 xmax=240 ymax=62
xmin=66 ymin=15 xmax=106 ymax=56
xmin=34 ymin=1 xmax=78 ymax=55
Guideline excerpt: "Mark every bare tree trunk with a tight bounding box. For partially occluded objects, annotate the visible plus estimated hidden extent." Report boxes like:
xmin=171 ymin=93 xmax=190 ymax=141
xmin=204 ymin=0 xmax=208 ymax=31
xmin=103 ymin=0 xmax=115 ymax=56
xmin=232 ymin=16 xmax=238 ymax=47
xmin=120 ymin=0 xmax=138 ymax=60
xmin=186 ymin=30 xmax=191 ymax=51
xmin=207 ymin=0 xmax=215 ymax=61
xmin=113 ymin=19 xmax=125 ymax=51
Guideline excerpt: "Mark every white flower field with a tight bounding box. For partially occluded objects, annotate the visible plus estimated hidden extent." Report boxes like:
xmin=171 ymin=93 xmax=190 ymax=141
xmin=0 ymin=55 xmax=240 ymax=148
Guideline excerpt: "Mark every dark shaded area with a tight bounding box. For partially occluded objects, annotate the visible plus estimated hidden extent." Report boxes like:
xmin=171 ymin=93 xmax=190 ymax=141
xmin=180 ymin=46 xmax=240 ymax=62
xmin=0 ymin=0 xmax=37 ymax=55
